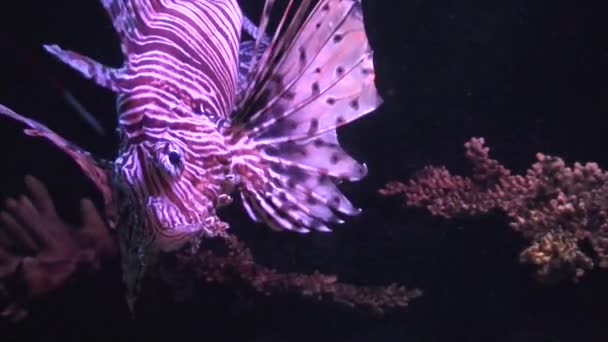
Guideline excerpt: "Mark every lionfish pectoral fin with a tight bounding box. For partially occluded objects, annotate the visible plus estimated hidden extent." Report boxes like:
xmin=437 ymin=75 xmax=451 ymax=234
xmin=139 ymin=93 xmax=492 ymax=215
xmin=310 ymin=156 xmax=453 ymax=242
xmin=0 ymin=104 xmax=116 ymax=223
xmin=228 ymin=0 xmax=382 ymax=233
xmin=43 ymin=44 xmax=128 ymax=93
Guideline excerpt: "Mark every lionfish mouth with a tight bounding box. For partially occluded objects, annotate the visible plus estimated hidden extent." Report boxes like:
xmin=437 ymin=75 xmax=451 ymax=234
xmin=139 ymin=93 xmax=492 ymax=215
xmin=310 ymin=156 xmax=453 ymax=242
xmin=145 ymin=196 xmax=227 ymax=251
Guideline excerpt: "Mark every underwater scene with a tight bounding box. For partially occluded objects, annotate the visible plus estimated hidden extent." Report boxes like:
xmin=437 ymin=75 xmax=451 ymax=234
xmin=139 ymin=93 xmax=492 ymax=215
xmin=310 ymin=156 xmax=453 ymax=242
xmin=0 ymin=0 xmax=606 ymax=341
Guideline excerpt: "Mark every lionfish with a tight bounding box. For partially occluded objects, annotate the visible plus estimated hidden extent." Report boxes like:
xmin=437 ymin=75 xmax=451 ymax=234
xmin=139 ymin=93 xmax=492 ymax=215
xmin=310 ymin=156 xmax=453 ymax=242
xmin=0 ymin=0 xmax=381 ymax=310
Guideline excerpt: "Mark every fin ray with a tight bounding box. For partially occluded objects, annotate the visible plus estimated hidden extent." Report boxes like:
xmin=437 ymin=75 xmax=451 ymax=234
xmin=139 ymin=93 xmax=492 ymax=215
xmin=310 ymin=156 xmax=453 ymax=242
xmin=44 ymin=44 xmax=128 ymax=92
xmin=229 ymin=0 xmax=380 ymax=233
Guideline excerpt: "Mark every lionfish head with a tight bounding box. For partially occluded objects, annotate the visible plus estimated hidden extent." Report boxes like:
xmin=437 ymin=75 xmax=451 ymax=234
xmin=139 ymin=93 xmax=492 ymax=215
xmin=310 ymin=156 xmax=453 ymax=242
xmin=113 ymin=120 xmax=234 ymax=313
xmin=117 ymin=129 xmax=231 ymax=252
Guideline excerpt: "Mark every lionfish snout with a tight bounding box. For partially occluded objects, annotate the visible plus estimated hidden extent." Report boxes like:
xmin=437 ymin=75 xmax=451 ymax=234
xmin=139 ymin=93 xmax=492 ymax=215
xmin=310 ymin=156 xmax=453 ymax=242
xmin=145 ymin=195 xmax=213 ymax=251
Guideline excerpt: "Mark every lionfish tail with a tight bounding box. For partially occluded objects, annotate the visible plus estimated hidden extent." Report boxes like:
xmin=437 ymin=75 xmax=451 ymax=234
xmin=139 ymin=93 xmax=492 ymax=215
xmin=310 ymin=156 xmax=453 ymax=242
xmin=228 ymin=0 xmax=381 ymax=233
xmin=0 ymin=104 xmax=116 ymax=225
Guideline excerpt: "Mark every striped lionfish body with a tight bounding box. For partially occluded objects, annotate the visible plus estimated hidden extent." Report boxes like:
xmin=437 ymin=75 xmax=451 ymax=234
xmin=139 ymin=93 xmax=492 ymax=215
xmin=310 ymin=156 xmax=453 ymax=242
xmin=0 ymin=0 xmax=381 ymax=308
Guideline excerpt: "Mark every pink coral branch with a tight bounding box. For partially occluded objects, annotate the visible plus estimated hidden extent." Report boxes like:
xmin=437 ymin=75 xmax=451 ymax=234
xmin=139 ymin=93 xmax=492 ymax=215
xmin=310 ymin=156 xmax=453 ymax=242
xmin=380 ymin=137 xmax=608 ymax=282
xmin=177 ymin=234 xmax=421 ymax=314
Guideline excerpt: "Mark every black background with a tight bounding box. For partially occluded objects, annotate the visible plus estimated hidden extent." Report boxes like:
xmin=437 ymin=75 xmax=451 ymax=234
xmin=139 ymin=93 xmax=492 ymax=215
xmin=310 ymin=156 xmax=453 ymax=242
xmin=1 ymin=1 xmax=607 ymax=341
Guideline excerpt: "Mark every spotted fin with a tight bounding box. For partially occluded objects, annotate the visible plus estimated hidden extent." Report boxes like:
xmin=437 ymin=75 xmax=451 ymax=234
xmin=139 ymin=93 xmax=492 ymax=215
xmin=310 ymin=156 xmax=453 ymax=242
xmin=0 ymin=104 xmax=116 ymax=225
xmin=229 ymin=0 xmax=382 ymax=233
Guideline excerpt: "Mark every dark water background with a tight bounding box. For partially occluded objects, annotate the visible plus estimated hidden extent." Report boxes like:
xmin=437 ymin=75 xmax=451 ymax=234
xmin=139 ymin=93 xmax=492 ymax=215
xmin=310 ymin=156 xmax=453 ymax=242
xmin=1 ymin=1 xmax=607 ymax=341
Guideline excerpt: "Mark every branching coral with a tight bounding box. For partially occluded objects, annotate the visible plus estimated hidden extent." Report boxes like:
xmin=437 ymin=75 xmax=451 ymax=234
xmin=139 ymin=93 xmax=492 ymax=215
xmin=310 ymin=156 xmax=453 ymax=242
xmin=380 ymin=137 xmax=608 ymax=282
xmin=177 ymin=234 xmax=420 ymax=315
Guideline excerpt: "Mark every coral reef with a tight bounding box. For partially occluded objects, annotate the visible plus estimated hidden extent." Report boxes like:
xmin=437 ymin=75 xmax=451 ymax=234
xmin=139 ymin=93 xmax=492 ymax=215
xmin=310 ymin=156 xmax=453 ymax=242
xmin=1 ymin=176 xmax=419 ymax=321
xmin=380 ymin=137 xmax=608 ymax=282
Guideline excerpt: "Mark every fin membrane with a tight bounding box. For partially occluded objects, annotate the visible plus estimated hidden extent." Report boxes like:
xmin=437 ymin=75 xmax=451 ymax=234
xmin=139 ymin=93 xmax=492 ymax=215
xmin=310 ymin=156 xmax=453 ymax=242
xmin=230 ymin=0 xmax=382 ymax=233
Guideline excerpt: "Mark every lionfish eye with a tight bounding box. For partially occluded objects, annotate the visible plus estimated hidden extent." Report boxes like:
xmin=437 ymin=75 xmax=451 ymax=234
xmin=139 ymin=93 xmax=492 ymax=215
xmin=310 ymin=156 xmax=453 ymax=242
xmin=153 ymin=141 xmax=185 ymax=178
xmin=168 ymin=151 xmax=182 ymax=166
